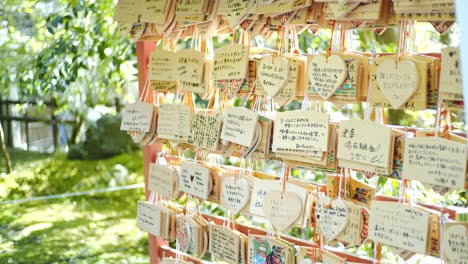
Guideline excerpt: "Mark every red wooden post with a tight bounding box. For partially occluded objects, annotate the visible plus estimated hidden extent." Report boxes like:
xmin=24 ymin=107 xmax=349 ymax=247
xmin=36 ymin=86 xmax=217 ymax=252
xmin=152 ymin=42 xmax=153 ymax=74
xmin=136 ymin=40 xmax=166 ymax=264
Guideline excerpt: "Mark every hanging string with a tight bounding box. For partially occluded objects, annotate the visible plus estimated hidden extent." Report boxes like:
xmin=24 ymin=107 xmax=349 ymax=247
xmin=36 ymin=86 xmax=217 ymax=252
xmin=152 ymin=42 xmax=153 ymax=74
xmin=337 ymin=167 xmax=344 ymax=199
xmin=280 ymin=162 xmax=289 ymax=198
xmin=243 ymin=80 xmax=257 ymax=108
xmin=175 ymin=241 xmax=182 ymax=263
xmin=446 ymin=108 xmax=453 ymax=136
xmin=371 ymin=239 xmax=383 ymax=264
xmin=364 ymin=42 xmax=376 ymax=121
xmin=206 ymin=35 xmax=214 ymax=58
xmin=281 ymin=25 xmax=287 ymax=55
xmin=439 ymin=207 xmax=445 ymax=264
xmin=408 ymin=179 xmax=415 ymax=206
xmin=326 ymin=21 xmax=337 ymax=58
xmin=345 ymin=27 xmax=354 ymax=52
xmin=291 ymin=26 xmax=300 ymax=54
xmin=301 ymin=93 xmax=311 ymax=110
xmin=396 ymin=21 xmax=406 ymax=62
xmin=194 ymin=25 xmax=200 ymax=52
xmin=339 ymin=24 xmax=346 ymax=53
xmin=231 ymin=26 xmax=237 ymax=45
xmin=435 ymin=64 xmax=444 ymax=138
xmin=273 ymin=26 xmax=283 ymax=58
xmin=399 ymin=127 xmax=409 ymax=203
xmin=407 ymin=20 xmax=416 ymax=54
xmin=139 ymin=76 xmax=150 ymax=102
xmin=149 ymin=191 xmax=155 ymax=203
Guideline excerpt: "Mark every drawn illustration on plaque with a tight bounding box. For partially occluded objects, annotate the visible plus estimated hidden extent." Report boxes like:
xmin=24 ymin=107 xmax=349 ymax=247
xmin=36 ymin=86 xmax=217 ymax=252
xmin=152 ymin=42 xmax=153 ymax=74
xmin=265 ymin=246 xmax=283 ymax=264
xmin=353 ymin=188 xmax=370 ymax=204
xmin=252 ymin=238 xmax=287 ymax=264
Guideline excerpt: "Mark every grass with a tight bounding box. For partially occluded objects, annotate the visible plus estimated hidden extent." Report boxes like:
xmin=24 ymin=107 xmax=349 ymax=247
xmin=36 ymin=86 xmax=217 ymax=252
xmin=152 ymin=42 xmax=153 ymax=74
xmin=0 ymin=148 xmax=51 ymax=173
xmin=0 ymin=149 xmax=149 ymax=263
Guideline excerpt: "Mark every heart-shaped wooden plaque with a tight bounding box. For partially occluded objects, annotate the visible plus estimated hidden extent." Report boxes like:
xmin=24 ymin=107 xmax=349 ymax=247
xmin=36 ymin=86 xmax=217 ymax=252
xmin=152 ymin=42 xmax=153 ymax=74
xmin=221 ymin=176 xmax=251 ymax=214
xmin=263 ymin=190 xmax=302 ymax=232
xmin=307 ymin=54 xmax=347 ymax=100
xmin=258 ymin=56 xmax=290 ymax=97
xmin=376 ymin=59 xmax=419 ymax=109
xmin=315 ymin=196 xmax=349 ymax=241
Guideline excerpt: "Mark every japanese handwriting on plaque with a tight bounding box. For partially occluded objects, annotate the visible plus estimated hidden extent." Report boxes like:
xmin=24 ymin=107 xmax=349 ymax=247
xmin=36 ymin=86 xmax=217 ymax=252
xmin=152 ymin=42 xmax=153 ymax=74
xmin=176 ymin=49 xmax=205 ymax=84
xmin=443 ymin=223 xmax=468 ymax=264
xmin=114 ymin=0 xmax=138 ymax=23
xmin=209 ymin=225 xmax=240 ymax=264
xmin=337 ymin=120 xmax=392 ymax=168
xmin=258 ymin=56 xmax=290 ymax=97
xmin=336 ymin=201 xmax=362 ymax=246
xmin=263 ymin=190 xmax=303 ymax=232
xmin=307 ymin=54 xmax=347 ymax=100
xmin=249 ymin=180 xmax=308 ymax=227
xmin=136 ymin=201 xmax=162 ymax=237
xmin=120 ymin=102 xmax=154 ymax=132
xmin=212 ymin=44 xmax=249 ymax=80
xmin=176 ymin=0 xmax=205 ymax=14
xmin=315 ymin=196 xmax=349 ymax=241
xmin=403 ymin=137 xmax=467 ymax=189
xmin=139 ymin=0 xmax=168 ymax=24
xmin=189 ymin=113 xmax=221 ymax=151
xmin=440 ymin=47 xmax=463 ymax=96
xmin=272 ymin=110 xmax=329 ymax=152
xmin=221 ymin=176 xmax=251 ymax=214
xmin=368 ymin=201 xmax=430 ymax=254
xmin=149 ymin=163 xmax=177 ymax=199
xmin=220 ymin=0 xmax=254 ymax=28
xmin=326 ymin=2 xmax=360 ymax=18
xmin=149 ymin=50 xmax=177 ymax=81
xmin=157 ymin=104 xmax=192 ymax=141
xmin=376 ymin=59 xmax=419 ymax=109
xmin=220 ymin=107 xmax=259 ymax=147
xmin=179 ymin=162 xmax=212 ymax=200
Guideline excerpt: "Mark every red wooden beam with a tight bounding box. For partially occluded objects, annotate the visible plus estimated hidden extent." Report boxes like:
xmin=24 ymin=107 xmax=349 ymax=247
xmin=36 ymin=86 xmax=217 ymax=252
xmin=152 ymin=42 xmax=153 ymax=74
xmin=136 ymin=40 xmax=166 ymax=264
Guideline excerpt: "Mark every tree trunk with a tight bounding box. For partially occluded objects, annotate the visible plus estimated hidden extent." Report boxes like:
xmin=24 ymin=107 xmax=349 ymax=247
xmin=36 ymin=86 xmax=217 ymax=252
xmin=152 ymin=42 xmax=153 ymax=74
xmin=67 ymin=115 xmax=84 ymax=148
xmin=0 ymin=122 xmax=12 ymax=173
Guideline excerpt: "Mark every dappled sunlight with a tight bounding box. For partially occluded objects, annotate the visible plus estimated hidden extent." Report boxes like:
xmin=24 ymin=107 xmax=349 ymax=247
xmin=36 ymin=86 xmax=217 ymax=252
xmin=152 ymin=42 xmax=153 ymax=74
xmin=0 ymin=151 xmax=148 ymax=263
xmin=0 ymin=193 xmax=148 ymax=263
xmin=19 ymin=222 xmax=53 ymax=237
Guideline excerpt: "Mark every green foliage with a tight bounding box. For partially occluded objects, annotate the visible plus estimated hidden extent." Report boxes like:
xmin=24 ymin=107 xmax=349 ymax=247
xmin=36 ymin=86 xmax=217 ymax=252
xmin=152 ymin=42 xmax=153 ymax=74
xmin=0 ymin=0 xmax=136 ymax=145
xmin=67 ymin=142 xmax=88 ymax=160
xmin=1 ymin=151 xmax=144 ymax=201
xmin=2 ymin=0 xmax=135 ymax=101
xmin=0 ymin=148 xmax=51 ymax=173
xmin=0 ymin=192 xmax=149 ymax=263
xmin=0 ymin=152 xmax=147 ymax=263
xmin=354 ymin=28 xmax=398 ymax=53
xmin=67 ymin=114 xmax=139 ymax=160
xmin=298 ymin=29 xmax=332 ymax=53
